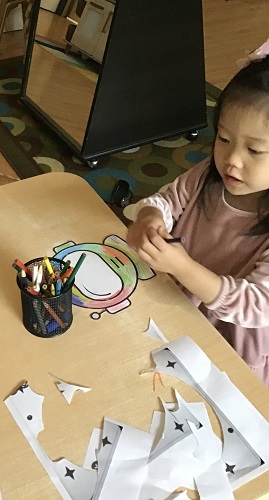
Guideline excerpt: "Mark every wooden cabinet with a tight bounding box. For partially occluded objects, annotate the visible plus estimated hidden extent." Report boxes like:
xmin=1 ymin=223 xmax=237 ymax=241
xmin=70 ymin=0 xmax=114 ymax=63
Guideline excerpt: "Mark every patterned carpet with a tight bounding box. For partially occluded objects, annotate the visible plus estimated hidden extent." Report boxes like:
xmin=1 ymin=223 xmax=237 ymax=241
xmin=0 ymin=56 xmax=220 ymax=220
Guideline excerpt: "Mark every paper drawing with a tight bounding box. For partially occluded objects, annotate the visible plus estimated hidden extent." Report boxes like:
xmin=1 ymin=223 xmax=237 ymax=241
xmin=150 ymin=335 xmax=269 ymax=491
xmin=53 ymin=235 xmax=155 ymax=319
xmin=49 ymin=374 xmax=91 ymax=404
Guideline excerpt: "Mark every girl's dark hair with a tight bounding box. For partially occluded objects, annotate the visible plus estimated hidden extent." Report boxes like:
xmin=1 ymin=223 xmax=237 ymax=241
xmin=199 ymin=53 xmax=269 ymax=235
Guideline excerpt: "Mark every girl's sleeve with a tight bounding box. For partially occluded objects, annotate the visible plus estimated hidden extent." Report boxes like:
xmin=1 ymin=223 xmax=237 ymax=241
xmin=124 ymin=159 xmax=210 ymax=232
xmin=205 ymin=249 xmax=269 ymax=328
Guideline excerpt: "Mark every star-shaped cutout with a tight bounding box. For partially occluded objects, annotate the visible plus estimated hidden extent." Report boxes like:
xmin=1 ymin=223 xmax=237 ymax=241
xmin=102 ymin=436 xmax=112 ymax=447
xmin=65 ymin=466 xmax=75 ymax=479
xmin=226 ymin=463 xmax=236 ymax=474
xmin=174 ymin=422 xmax=184 ymax=432
xmin=166 ymin=360 xmax=176 ymax=369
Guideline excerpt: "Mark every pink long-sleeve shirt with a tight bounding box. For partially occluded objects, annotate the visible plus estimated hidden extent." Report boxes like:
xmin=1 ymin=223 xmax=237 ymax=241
xmin=131 ymin=159 xmax=269 ymax=386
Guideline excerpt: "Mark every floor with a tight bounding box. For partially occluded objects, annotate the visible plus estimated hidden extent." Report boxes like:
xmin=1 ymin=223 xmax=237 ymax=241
xmin=0 ymin=0 xmax=268 ymax=185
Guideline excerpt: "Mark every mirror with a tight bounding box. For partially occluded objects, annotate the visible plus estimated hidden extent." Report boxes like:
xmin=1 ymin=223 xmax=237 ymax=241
xmin=23 ymin=0 xmax=113 ymax=149
xmin=21 ymin=0 xmax=207 ymax=164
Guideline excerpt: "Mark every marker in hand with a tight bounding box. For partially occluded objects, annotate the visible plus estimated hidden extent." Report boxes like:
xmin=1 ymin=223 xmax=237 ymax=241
xmin=164 ymin=237 xmax=182 ymax=244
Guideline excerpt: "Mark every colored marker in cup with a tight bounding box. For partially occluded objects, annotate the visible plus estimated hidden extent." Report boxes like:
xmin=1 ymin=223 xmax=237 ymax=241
xmin=60 ymin=260 xmax=71 ymax=277
xmin=13 ymin=259 xmax=32 ymax=278
xmin=44 ymin=257 xmax=54 ymax=277
xmin=62 ymin=253 xmax=87 ymax=291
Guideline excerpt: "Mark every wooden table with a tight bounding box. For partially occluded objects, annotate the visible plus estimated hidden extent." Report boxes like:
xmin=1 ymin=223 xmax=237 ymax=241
xmin=0 ymin=172 xmax=268 ymax=499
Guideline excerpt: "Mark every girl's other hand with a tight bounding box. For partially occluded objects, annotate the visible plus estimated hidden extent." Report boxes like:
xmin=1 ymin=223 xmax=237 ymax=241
xmin=127 ymin=207 xmax=165 ymax=251
xmin=137 ymin=226 xmax=189 ymax=275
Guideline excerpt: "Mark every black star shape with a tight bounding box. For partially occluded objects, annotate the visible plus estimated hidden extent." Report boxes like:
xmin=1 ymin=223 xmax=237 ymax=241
xmin=174 ymin=422 xmax=184 ymax=432
xmin=102 ymin=436 xmax=112 ymax=447
xmin=166 ymin=360 xmax=176 ymax=368
xmin=225 ymin=463 xmax=236 ymax=474
xmin=65 ymin=466 xmax=75 ymax=479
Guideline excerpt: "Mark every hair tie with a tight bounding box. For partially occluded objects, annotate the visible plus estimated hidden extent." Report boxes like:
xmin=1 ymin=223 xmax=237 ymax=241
xmin=237 ymin=38 xmax=269 ymax=68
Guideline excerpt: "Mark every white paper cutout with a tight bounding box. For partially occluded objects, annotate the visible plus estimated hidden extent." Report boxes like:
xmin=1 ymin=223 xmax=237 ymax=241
xmin=151 ymin=335 xmax=269 ymax=491
xmin=195 ymin=459 xmax=234 ymax=500
xmin=138 ymin=395 xmax=222 ymax=499
xmin=144 ymin=318 xmax=169 ymax=343
xmin=50 ymin=374 xmax=91 ymax=404
xmin=5 ymin=382 xmax=44 ymax=438
xmin=5 ymin=331 xmax=269 ymax=500
xmin=5 ymin=382 xmax=97 ymax=500
xmin=4 ymin=381 xmax=231 ymax=500
xmin=83 ymin=428 xmax=102 ymax=470
xmin=93 ymin=417 xmax=154 ymax=500
xmin=52 ymin=458 xmax=97 ymax=500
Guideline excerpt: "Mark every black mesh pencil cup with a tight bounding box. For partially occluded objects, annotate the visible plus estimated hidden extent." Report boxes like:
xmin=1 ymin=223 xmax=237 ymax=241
xmin=17 ymin=257 xmax=74 ymax=338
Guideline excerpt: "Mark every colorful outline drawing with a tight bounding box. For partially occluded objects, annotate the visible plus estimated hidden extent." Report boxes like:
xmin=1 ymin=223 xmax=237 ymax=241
xmin=53 ymin=235 xmax=155 ymax=319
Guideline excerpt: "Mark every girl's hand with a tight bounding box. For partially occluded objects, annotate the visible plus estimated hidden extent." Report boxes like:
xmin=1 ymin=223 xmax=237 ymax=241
xmin=137 ymin=226 xmax=189 ymax=275
xmin=138 ymin=225 xmax=222 ymax=304
xmin=127 ymin=207 xmax=165 ymax=251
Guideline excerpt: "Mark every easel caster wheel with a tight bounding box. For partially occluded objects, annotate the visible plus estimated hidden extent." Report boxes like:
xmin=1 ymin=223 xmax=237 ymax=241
xmin=87 ymin=158 xmax=99 ymax=168
xmin=185 ymin=131 xmax=198 ymax=141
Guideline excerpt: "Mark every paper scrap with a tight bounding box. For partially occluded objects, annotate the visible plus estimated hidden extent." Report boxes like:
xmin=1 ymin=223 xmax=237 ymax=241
xmin=144 ymin=318 xmax=169 ymax=343
xmin=195 ymin=459 xmax=234 ymax=499
xmin=93 ymin=417 xmax=154 ymax=500
xmin=151 ymin=335 xmax=269 ymax=491
xmin=50 ymin=374 xmax=91 ymax=404
xmin=5 ymin=382 xmax=97 ymax=500
xmin=83 ymin=428 xmax=102 ymax=470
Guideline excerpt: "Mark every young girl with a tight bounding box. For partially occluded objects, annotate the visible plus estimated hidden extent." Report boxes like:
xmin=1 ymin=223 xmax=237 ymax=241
xmin=126 ymin=40 xmax=269 ymax=387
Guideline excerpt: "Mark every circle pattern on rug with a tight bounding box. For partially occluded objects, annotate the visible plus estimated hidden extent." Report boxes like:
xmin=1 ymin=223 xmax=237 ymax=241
xmin=153 ymin=137 xmax=190 ymax=148
xmin=0 ymin=78 xmax=22 ymax=94
xmin=0 ymin=117 xmax=26 ymax=136
xmin=112 ymin=144 xmax=152 ymax=160
xmin=128 ymin=156 xmax=180 ymax=187
xmin=34 ymin=156 xmax=65 ymax=172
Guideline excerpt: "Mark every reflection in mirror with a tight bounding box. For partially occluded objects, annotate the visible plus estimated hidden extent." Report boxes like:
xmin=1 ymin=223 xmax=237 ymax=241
xmin=25 ymin=2 xmax=113 ymax=148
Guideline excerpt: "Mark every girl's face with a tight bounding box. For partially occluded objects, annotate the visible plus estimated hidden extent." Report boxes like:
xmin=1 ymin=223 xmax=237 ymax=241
xmin=214 ymin=103 xmax=269 ymax=204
